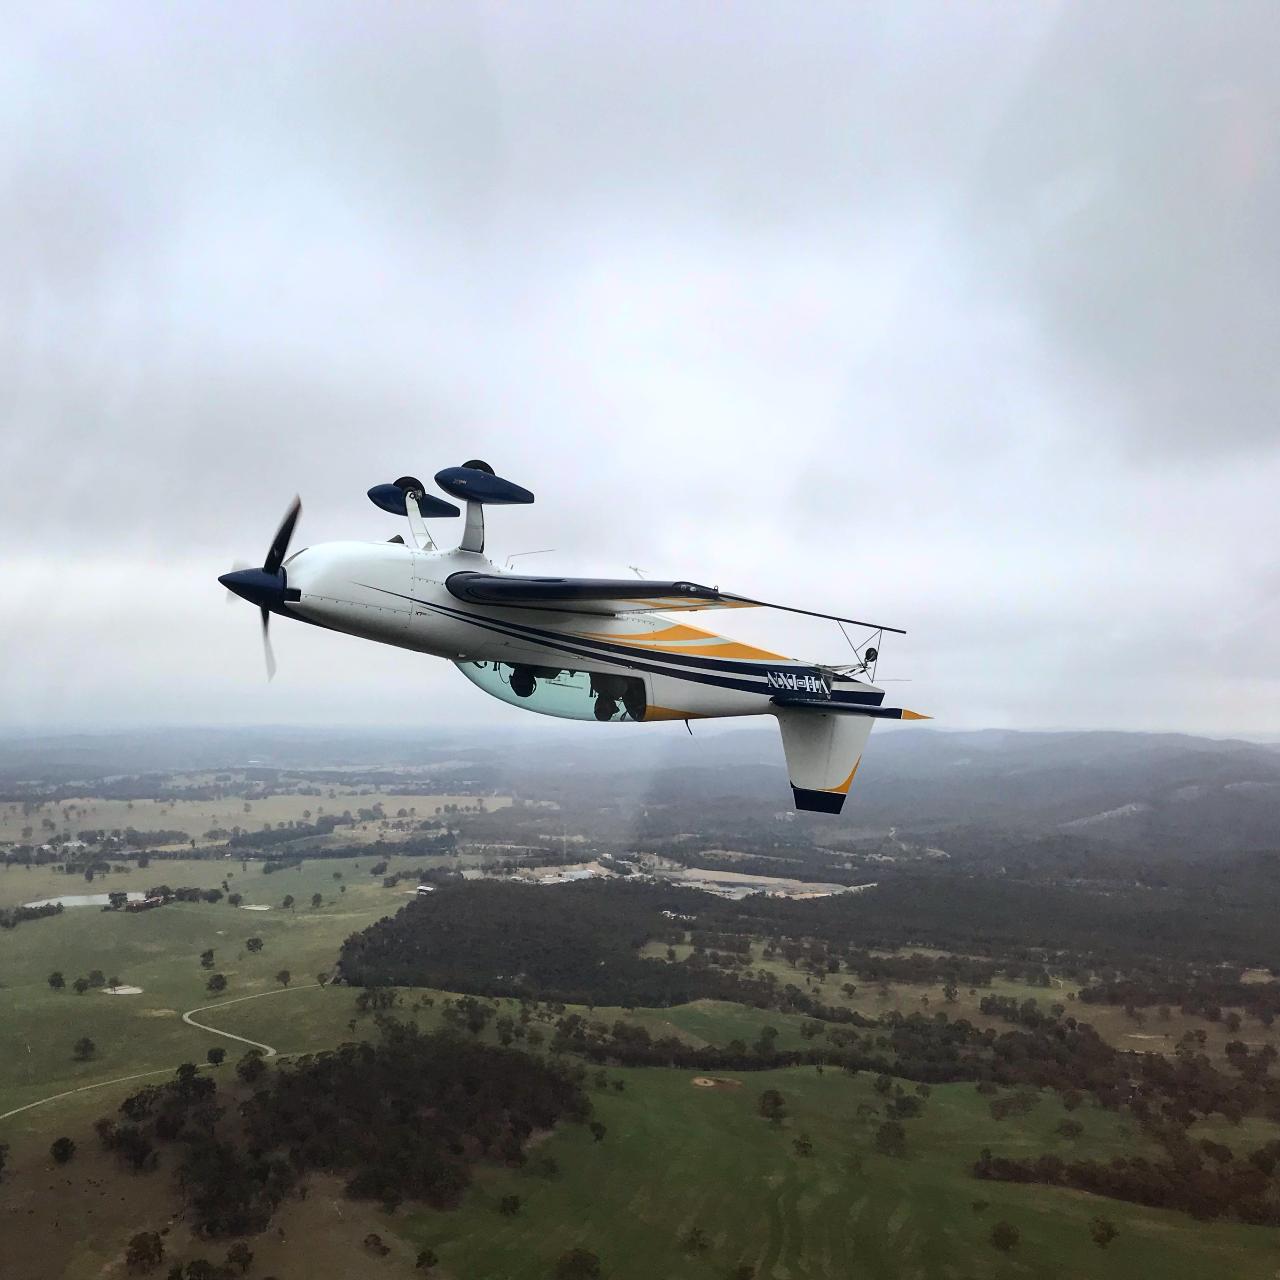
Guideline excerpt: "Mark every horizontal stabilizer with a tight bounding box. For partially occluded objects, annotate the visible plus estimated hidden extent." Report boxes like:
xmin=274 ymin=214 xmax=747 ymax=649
xmin=368 ymin=483 xmax=460 ymax=519
xmin=771 ymin=697 xmax=930 ymax=721
xmin=435 ymin=465 xmax=534 ymax=506
xmin=774 ymin=706 xmax=875 ymax=815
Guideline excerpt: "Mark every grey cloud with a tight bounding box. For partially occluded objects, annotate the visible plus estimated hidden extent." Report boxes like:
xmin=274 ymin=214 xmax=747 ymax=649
xmin=2 ymin=3 xmax=1277 ymax=734
xmin=971 ymin=1 xmax=1280 ymax=457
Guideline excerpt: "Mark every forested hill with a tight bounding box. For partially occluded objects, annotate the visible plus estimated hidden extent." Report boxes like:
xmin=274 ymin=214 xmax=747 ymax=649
xmin=339 ymin=880 xmax=744 ymax=1006
xmin=7 ymin=725 xmax=1277 ymax=856
xmin=501 ymin=727 xmax=1280 ymax=856
xmin=339 ymin=869 xmax=1280 ymax=1002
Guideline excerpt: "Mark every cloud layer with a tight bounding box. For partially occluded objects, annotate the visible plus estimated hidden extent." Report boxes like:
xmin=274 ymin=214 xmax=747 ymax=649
xmin=4 ymin=2 xmax=1277 ymax=734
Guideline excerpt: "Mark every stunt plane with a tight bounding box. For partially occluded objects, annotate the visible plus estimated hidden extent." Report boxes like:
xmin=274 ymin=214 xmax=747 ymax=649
xmin=221 ymin=463 xmax=926 ymax=814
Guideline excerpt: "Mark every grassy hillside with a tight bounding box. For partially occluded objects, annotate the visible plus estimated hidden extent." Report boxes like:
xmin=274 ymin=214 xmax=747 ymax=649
xmin=397 ymin=1066 xmax=1280 ymax=1280
xmin=0 ymin=858 xmax=407 ymax=1115
xmin=8 ymin=857 xmax=1280 ymax=1280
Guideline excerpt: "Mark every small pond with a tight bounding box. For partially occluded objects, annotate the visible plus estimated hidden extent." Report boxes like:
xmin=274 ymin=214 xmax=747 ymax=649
xmin=23 ymin=892 xmax=146 ymax=908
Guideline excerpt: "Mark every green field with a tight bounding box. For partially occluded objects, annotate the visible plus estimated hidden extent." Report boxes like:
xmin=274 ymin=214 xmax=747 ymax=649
xmin=0 ymin=858 xmax=413 ymax=1116
xmin=7 ymin=862 xmax=1280 ymax=1279
xmin=0 ymin=789 xmax=507 ymax=847
xmin=392 ymin=1066 xmax=1280 ymax=1280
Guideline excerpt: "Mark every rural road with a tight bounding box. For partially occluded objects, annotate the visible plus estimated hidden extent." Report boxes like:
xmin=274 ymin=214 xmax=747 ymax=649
xmin=181 ymin=982 xmax=319 ymax=1058
xmin=0 ymin=982 xmax=319 ymax=1123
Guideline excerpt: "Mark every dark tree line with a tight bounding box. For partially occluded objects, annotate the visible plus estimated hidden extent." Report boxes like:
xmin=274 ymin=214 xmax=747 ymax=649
xmin=0 ymin=901 xmax=63 ymax=929
xmin=974 ymin=1133 xmax=1280 ymax=1225
xmin=94 ymin=1023 xmax=590 ymax=1239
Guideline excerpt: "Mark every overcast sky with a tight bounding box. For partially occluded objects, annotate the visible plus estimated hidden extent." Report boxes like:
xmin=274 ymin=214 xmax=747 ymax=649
xmin=3 ymin=2 xmax=1278 ymax=737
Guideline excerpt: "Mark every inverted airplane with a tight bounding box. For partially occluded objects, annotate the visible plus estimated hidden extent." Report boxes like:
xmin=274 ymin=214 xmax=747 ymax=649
xmin=220 ymin=463 xmax=927 ymax=814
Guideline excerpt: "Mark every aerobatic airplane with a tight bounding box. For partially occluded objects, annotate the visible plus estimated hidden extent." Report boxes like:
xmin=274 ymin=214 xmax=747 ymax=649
xmin=221 ymin=462 xmax=926 ymax=814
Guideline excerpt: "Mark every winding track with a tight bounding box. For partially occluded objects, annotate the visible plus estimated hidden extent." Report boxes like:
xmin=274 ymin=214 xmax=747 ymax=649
xmin=180 ymin=982 xmax=318 ymax=1057
xmin=0 ymin=983 xmax=319 ymax=1123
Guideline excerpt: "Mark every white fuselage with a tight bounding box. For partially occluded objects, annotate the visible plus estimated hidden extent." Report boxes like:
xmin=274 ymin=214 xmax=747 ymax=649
xmin=277 ymin=540 xmax=885 ymax=725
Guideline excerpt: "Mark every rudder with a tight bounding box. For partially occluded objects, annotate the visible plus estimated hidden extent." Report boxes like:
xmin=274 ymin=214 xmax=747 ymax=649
xmin=774 ymin=707 xmax=875 ymax=814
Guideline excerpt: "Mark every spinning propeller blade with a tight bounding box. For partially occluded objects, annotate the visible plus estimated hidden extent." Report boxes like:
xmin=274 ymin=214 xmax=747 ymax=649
xmin=264 ymin=497 xmax=302 ymax=575
xmin=261 ymin=607 xmax=277 ymax=681
xmin=220 ymin=497 xmax=301 ymax=682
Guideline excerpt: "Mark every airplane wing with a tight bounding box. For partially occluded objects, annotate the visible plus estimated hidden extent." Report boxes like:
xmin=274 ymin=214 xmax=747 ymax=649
xmin=444 ymin=572 xmax=905 ymax=632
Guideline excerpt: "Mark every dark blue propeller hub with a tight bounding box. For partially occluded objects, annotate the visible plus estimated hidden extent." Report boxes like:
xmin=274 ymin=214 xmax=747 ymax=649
xmin=219 ymin=567 xmax=293 ymax=609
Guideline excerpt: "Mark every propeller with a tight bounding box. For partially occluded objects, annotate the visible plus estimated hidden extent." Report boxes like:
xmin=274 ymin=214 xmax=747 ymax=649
xmin=219 ymin=497 xmax=302 ymax=681
xmin=264 ymin=497 xmax=302 ymax=575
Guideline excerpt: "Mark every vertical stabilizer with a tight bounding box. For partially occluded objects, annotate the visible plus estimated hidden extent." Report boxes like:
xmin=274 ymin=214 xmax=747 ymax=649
xmin=461 ymin=500 xmax=485 ymax=552
xmin=774 ymin=707 xmax=874 ymax=814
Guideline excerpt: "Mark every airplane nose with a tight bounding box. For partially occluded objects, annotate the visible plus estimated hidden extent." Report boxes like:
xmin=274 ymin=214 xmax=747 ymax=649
xmin=219 ymin=567 xmax=289 ymax=609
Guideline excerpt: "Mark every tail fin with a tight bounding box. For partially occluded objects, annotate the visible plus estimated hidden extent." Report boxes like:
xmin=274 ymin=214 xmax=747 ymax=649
xmin=774 ymin=707 xmax=875 ymax=814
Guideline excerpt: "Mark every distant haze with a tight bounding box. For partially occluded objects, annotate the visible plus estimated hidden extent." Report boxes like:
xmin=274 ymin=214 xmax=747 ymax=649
xmin=3 ymin=3 xmax=1277 ymax=734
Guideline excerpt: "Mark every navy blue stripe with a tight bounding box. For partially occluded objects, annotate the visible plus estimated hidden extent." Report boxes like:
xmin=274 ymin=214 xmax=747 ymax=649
xmin=371 ymin=589 xmax=776 ymax=697
xmin=366 ymin=585 xmax=882 ymax=704
xmin=356 ymin=584 xmax=884 ymax=705
xmin=773 ymin=697 xmax=899 ymax=716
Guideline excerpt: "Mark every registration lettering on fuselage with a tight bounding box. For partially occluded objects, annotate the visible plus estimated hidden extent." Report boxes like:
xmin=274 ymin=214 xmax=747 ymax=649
xmin=764 ymin=670 xmax=829 ymax=697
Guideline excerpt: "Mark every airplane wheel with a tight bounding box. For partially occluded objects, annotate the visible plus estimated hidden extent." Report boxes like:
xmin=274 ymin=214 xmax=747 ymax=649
xmin=594 ymin=696 xmax=617 ymax=721
xmin=510 ymin=667 xmax=536 ymax=698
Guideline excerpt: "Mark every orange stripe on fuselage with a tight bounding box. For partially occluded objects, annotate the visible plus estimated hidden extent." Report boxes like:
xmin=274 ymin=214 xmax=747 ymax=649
xmin=578 ymin=622 xmax=789 ymax=663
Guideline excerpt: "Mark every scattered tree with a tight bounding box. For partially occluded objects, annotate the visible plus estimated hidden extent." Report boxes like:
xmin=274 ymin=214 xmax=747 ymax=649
xmin=683 ymin=1225 xmax=710 ymax=1254
xmin=874 ymin=1120 xmax=907 ymax=1158
xmin=73 ymin=1036 xmax=96 ymax=1061
xmin=236 ymin=1050 xmax=267 ymax=1084
xmin=207 ymin=1047 xmax=227 ymax=1067
xmin=311 ymin=893 xmax=322 ymax=909
xmin=206 ymin=973 xmax=228 ymax=994
xmin=415 ymin=1248 xmax=439 ymax=1271
xmin=990 ymin=1221 xmax=1020 ymax=1253
xmin=758 ymin=1089 xmax=787 ymax=1125
xmin=48 ymin=970 xmax=65 ymax=991
xmin=793 ymin=1133 xmax=814 ymax=1157
xmin=225 ymin=1242 xmax=254 ymax=1274
xmin=555 ymin=1250 xmax=602 ymax=1280
xmin=1089 ymin=1217 xmax=1119 ymax=1249
xmin=246 ymin=937 xmax=264 ymax=953
xmin=276 ymin=969 xmax=291 ymax=988
xmin=199 ymin=949 xmax=215 ymax=970
xmin=498 ymin=1193 xmax=521 ymax=1216
xmin=125 ymin=1230 xmax=165 ymax=1272
xmin=282 ymin=895 xmax=295 ymax=911
xmin=589 ymin=1120 xmax=607 ymax=1142
xmin=51 ymin=1136 xmax=76 ymax=1164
